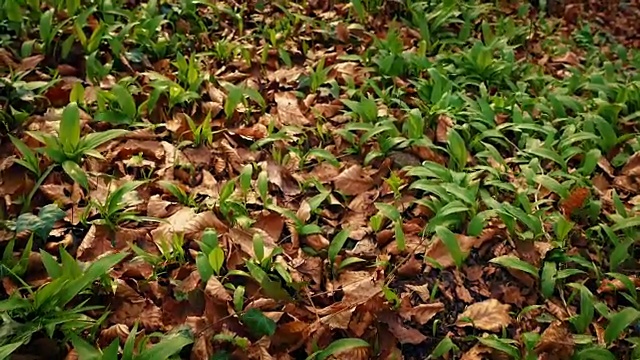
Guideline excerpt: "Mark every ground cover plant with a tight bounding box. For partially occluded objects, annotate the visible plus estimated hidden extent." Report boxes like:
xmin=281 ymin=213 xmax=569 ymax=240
xmin=0 ymin=0 xmax=640 ymax=359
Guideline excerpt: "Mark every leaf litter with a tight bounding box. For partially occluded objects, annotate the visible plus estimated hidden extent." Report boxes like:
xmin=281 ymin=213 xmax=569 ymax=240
xmin=1 ymin=0 xmax=640 ymax=359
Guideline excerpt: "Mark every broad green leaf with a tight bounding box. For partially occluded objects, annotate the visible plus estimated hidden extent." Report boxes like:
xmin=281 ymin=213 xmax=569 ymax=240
xmin=541 ymin=262 xmax=557 ymax=298
xmin=435 ymin=226 xmax=464 ymax=268
xmin=534 ymin=175 xmax=570 ymax=199
xmin=430 ymin=336 xmax=459 ymax=358
xmin=0 ymin=342 xmax=23 ymax=360
xmin=612 ymin=216 xmax=640 ymax=232
xmin=81 ymin=129 xmax=127 ymax=152
xmin=394 ymin=221 xmax=405 ymax=252
xmin=58 ymin=252 xmax=128 ymax=307
xmin=573 ymin=347 xmax=616 ymax=360
xmin=375 ymin=203 xmax=400 ymax=222
xmin=477 ymin=336 xmax=520 ymax=359
xmin=233 ymin=285 xmax=245 ymax=313
xmin=62 ymin=160 xmax=89 ymax=189
xmin=604 ymin=307 xmax=640 ymax=344
xmin=60 ymin=102 xmax=81 ymax=153
xmin=241 ymin=308 xmax=276 ymax=337
xmin=526 ymin=147 xmax=566 ymax=168
xmin=490 ymin=255 xmax=539 ymax=278
xmin=447 ymin=128 xmax=467 ymax=170
xmin=209 ymin=247 xmax=225 ymax=275
xmin=313 ymin=338 xmax=370 ymax=360
xmin=136 ymin=331 xmax=193 ymax=360
xmin=328 ymin=228 xmax=351 ymax=265
xmin=70 ymin=334 xmax=102 ymax=360
xmin=196 ymin=253 xmax=214 ymax=282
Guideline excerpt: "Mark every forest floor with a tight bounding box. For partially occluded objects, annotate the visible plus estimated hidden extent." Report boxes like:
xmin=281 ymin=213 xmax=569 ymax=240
xmin=1 ymin=0 xmax=640 ymax=359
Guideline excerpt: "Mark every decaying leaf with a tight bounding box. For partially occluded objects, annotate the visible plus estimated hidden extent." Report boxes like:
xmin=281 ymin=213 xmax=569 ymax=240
xmin=275 ymin=92 xmax=311 ymax=127
xmin=333 ymin=165 xmax=374 ymax=196
xmin=456 ymin=299 xmax=511 ymax=332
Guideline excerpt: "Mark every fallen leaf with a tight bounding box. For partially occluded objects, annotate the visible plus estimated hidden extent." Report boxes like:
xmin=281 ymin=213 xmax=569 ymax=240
xmin=536 ymin=321 xmax=574 ymax=358
xmin=275 ymin=92 xmax=311 ymax=127
xmin=622 ymin=152 xmax=640 ymax=176
xmin=456 ymin=299 xmax=511 ymax=332
xmin=436 ymin=114 xmax=454 ymax=143
xmin=205 ymin=276 xmax=231 ymax=303
xmin=379 ymin=312 xmax=427 ymax=345
xmin=552 ymin=51 xmax=580 ymax=66
xmin=17 ymin=54 xmax=44 ymax=71
xmin=333 ymin=165 xmax=374 ymax=196
xmin=461 ymin=344 xmax=491 ymax=360
xmin=401 ymin=303 xmax=445 ymax=325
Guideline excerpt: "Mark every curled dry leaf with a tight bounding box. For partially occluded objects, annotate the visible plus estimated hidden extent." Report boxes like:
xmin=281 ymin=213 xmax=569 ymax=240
xmin=425 ymin=230 xmax=496 ymax=269
xmin=622 ymin=152 xmax=640 ymax=176
xmin=100 ymin=324 xmax=130 ymax=345
xmin=400 ymin=302 xmax=445 ymax=325
xmin=552 ymin=51 xmax=580 ymax=66
xmin=333 ymin=165 xmax=374 ymax=196
xmin=535 ymin=321 xmax=575 ymax=359
xmin=436 ymin=114 xmax=454 ymax=143
xmin=205 ymin=276 xmax=232 ymax=303
xmin=456 ymin=299 xmax=511 ymax=332
xmin=461 ymin=344 xmax=492 ymax=360
xmin=379 ymin=311 xmax=427 ymax=345
xmin=275 ymin=92 xmax=311 ymax=127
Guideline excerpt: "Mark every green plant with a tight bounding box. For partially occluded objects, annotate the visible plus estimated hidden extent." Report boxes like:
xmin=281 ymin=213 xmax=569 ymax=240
xmin=28 ymin=103 xmax=127 ymax=189
xmin=70 ymin=323 xmax=193 ymax=360
xmin=90 ymin=180 xmax=155 ymax=230
xmin=0 ymin=251 xmax=127 ymax=351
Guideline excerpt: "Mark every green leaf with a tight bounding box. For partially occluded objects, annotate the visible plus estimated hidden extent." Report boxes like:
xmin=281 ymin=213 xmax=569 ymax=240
xmin=526 ymin=147 xmax=566 ymax=168
xmin=541 ymin=262 xmax=557 ymax=298
xmin=0 ymin=342 xmax=23 ymax=360
xmin=239 ymin=164 xmax=253 ymax=194
xmin=10 ymin=135 xmax=39 ymax=175
xmin=435 ymin=226 xmax=464 ymax=268
xmin=60 ymin=102 xmax=81 ymax=153
xmin=430 ymin=336 xmax=459 ymax=358
xmin=196 ymin=253 xmax=213 ymax=282
xmin=80 ymin=129 xmax=128 ymax=151
xmin=233 ymin=285 xmax=245 ymax=313
xmin=70 ymin=334 xmax=102 ymax=360
xmin=311 ymin=338 xmax=370 ymax=360
xmin=375 ymin=203 xmax=400 ymax=222
xmin=394 ymin=221 xmax=406 ymax=252
xmin=241 ymin=308 xmax=276 ymax=337
xmin=447 ymin=128 xmax=467 ymax=170
xmin=15 ymin=204 xmax=65 ymax=240
xmin=40 ymin=250 xmax=62 ymax=278
xmin=573 ymin=347 xmax=616 ymax=360
xmin=604 ymin=307 xmax=640 ymax=344
xmin=477 ymin=336 xmax=520 ymax=359
xmin=62 ymin=160 xmax=89 ymax=189
xmin=534 ymin=175 xmax=570 ymax=199
xmin=490 ymin=255 xmax=539 ymax=278
xmin=338 ymin=257 xmax=366 ymax=271
xmin=209 ymin=247 xmax=225 ymax=275
xmin=137 ymin=331 xmax=193 ymax=360
xmin=57 ymin=252 xmax=128 ymax=307
xmin=328 ymin=228 xmax=351 ymax=265
xmin=612 ymin=216 xmax=640 ymax=232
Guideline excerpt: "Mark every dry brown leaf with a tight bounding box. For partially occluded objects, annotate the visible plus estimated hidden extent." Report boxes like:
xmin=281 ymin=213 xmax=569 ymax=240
xmin=536 ymin=321 xmax=574 ymax=359
xmin=402 ymin=303 xmax=445 ymax=325
xmin=456 ymin=299 xmax=511 ymax=332
xmin=17 ymin=54 xmax=44 ymax=71
xmin=379 ymin=312 xmax=427 ymax=345
xmin=436 ymin=114 xmax=454 ymax=143
xmin=177 ymin=271 xmax=201 ymax=294
xmin=461 ymin=344 xmax=491 ymax=360
xmin=275 ymin=92 xmax=311 ymax=127
xmin=552 ymin=52 xmax=580 ymax=66
xmin=425 ymin=233 xmax=488 ymax=269
xmin=405 ymin=283 xmax=431 ymax=302
xmin=150 ymin=207 xmax=195 ymax=249
xmin=100 ymin=324 xmax=130 ymax=345
xmin=333 ymin=165 xmax=374 ymax=196
xmin=205 ymin=276 xmax=231 ymax=303
xmin=622 ymin=152 xmax=640 ymax=176
xmin=266 ymin=161 xmax=301 ymax=196
xmin=336 ymin=23 xmax=350 ymax=42
xmin=190 ymin=335 xmax=213 ymax=360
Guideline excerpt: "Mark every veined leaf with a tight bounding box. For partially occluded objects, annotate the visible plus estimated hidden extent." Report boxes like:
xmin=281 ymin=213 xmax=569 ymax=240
xmin=60 ymin=102 xmax=81 ymax=153
xmin=604 ymin=307 xmax=640 ymax=344
xmin=490 ymin=255 xmax=539 ymax=278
